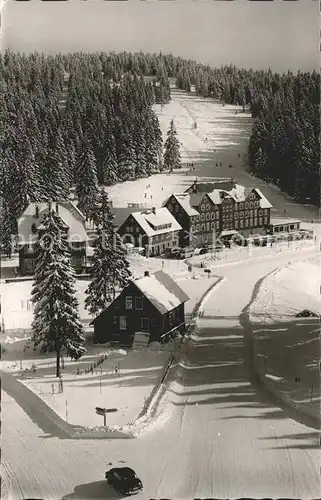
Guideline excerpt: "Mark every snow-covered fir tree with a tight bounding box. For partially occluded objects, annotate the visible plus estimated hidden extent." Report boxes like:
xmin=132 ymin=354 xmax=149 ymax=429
xmin=163 ymin=119 xmax=181 ymax=172
xmin=85 ymin=189 xmax=132 ymax=316
xmin=31 ymin=205 xmax=86 ymax=377
xmin=75 ymin=141 xmax=99 ymax=220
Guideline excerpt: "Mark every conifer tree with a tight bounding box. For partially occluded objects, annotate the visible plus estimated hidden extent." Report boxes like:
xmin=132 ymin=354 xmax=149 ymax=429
xmin=163 ymin=119 xmax=181 ymax=172
xmin=85 ymin=189 xmax=131 ymax=316
xmin=31 ymin=205 xmax=86 ymax=377
xmin=75 ymin=141 xmax=99 ymax=219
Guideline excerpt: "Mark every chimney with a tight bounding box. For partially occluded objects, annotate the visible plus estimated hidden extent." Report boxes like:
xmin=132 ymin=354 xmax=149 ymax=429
xmin=35 ymin=205 xmax=39 ymax=218
xmin=192 ymin=178 xmax=198 ymax=193
xmin=144 ymin=271 xmax=150 ymax=277
xmin=152 ymin=207 xmax=156 ymax=215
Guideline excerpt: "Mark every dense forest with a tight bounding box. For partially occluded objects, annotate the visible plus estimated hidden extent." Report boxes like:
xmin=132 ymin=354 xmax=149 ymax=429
xmin=0 ymin=50 xmax=319 ymax=249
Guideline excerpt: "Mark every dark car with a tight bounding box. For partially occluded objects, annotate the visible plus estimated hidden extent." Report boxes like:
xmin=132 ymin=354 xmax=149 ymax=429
xmin=105 ymin=467 xmax=143 ymax=496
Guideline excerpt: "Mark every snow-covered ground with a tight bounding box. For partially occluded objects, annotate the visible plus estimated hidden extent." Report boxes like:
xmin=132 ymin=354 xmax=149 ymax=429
xmin=246 ymin=256 xmax=321 ymax=425
xmin=248 ymin=256 xmax=321 ymax=324
xmin=2 ymin=246 xmax=320 ymax=500
xmin=0 ymin=275 xmax=220 ymax=430
xmin=107 ymin=89 xmax=251 ymax=208
xmin=18 ymin=348 xmax=170 ymax=429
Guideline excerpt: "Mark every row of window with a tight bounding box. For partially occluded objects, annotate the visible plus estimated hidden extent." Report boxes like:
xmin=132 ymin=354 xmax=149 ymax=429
xmin=191 ymin=221 xmax=220 ymax=233
xmin=223 ymin=209 xmax=268 ymax=221
xmin=125 ymin=296 xmax=143 ymax=310
xmin=113 ymin=315 xmax=153 ymax=332
xmin=113 ymin=311 xmax=181 ymax=332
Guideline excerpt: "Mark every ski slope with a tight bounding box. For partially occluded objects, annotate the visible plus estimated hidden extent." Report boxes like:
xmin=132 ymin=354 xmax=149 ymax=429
xmin=107 ymin=89 xmax=319 ymax=223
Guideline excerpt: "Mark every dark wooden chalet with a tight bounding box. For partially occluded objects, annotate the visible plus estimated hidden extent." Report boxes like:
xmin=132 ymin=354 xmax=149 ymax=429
xmin=90 ymin=270 xmax=189 ymax=347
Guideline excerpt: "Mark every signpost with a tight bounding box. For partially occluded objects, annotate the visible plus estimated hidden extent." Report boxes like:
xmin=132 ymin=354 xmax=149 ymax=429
xmin=95 ymin=407 xmax=118 ymax=426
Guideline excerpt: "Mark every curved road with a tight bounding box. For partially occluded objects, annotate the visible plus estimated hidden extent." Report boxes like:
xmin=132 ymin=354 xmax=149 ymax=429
xmin=2 ymin=248 xmax=320 ymax=500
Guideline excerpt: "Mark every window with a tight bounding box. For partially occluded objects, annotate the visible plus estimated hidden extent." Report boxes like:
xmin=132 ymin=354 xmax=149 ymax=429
xmin=125 ymin=296 xmax=133 ymax=309
xmin=245 ymin=202 xmax=249 ymax=209
xmin=250 ymin=210 xmax=253 ymax=218
xmin=211 ymin=222 xmax=215 ymax=230
xmin=264 ymin=216 xmax=268 ymax=223
xmin=191 ymin=225 xmax=195 ymax=233
xmin=240 ymin=211 xmax=244 ymax=219
xmin=250 ymin=219 xmax=253 ymax=227
xmin=201 ymin=205 xmax=205 ymax=211
xmin=113 ymin=316 xmax=118 ymax=324
xmin=135 ymin=226 xmax=140 ymax=233
xmin=151 ymin=318 xmax=156 ymax=327
xmin=135 ymin=296 xmax=143 ymax=310
xmin=240 ymin=203 xmax=244 ymax=210
xmin=201 ymin=223 xmax=206 ymax=231
xmin=245 ymin=211 xmax=249 ymax=217
xmin=141 ymin=317 xmax=150 ymax=332
xmin=234 ymin=212 xmax=238 ymax=219
xmin=254 ymin=209 xmax=258 ymax=217
xmin=196 ymin=224 xmax=200 ymax=232
xmin=119 ymin=316 xmax=127 ymax=330
xmin=216 ymin=211 xmax=219 ymax=220
xmin=264 ymin=209 xmax=268 ymax=215
xmin=245 ymin=220 xmax=249 ymax=228
xmin=196 ymin=215 xmax=200 ymax=222
xmin=216 ymin=221 xmax=220 ymax=230
xmin=254 ymin=218 xmax=258 ymax=226
xmin=249 ymin=202 xmax=253 ymax=208
xmin=206 ymin=213 xmax=210 ymax=221
xmin=210 ymin=212 xmax=214 ymax=220
xmin=24 ymin=258 xmax=36 ymax=273
xmin=206 ymin=204 xmax=210 ymax=211
xmin=206 ymin=222 xmax=210 ymax=231
xmin=259 ymin=209 xmax=263 ymax=216
xmin=240 ymin=220 xmax=244 ymax=229
xmin=235 ymin=220 xmax=239 ymax=229
xmin=201 ymin=214 xmax=205 ymax=221
xmin=259 ymin=217 xmax=263 ymax=226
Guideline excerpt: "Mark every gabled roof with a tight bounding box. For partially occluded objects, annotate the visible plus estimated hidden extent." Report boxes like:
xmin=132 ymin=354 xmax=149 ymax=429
xmin=133 ymin=270 xmax=189 ymax=314
xmin=185 ymin=180 xmax=235 ymax=194
xmin=91 ymin=270 xmax=189 ymax=324
xmin=112 ymin=206 xmax=150 ymax=228
xmin=129 ymin=208 xmax=182 ymax=237
xmin=18 ymin=201 xmax=88 ymax=244
xmin=164 ymin=193 xmax=199 ymax=216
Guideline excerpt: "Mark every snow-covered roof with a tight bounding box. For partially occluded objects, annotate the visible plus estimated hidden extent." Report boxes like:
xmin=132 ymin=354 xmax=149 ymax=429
xmin=131 ymin=208 xmax=182 ymax=237
xmin=133 ymin=270 xmax=189 ymax=314
xmin=18 ymin=201 xmax=88 ymax=243
xmin=167 ymin=194 xmax=199 ymax=216
xmin=269 ymin=218 xmax=301 ymax=226
xmin=208 ymin=184 xmax=272 ymax=209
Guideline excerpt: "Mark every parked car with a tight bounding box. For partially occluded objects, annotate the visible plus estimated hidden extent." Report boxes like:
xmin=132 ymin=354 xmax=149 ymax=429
xmin=105 ymin=467 xmax=143 ymax=496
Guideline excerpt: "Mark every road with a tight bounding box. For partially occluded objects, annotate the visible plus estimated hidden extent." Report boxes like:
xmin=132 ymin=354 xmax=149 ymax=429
xmin=2 ymin=247 xmax=320 ymax=500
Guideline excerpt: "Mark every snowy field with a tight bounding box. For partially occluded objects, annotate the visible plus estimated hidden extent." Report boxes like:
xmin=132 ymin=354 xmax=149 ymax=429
xmin=0 ymin=275 xmax=220 ymax=429
xmin=247 ymin=257 xmax=321 ymax=425
xmin=107 ymin=89 xmax=251 ymax=208
xmin=248 ymin=257 xmax=321 ymax=324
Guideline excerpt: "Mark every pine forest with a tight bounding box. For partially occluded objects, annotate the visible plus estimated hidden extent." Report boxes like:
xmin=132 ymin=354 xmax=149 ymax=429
xmin=1 ymin=50 xmax=319 ymax=241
